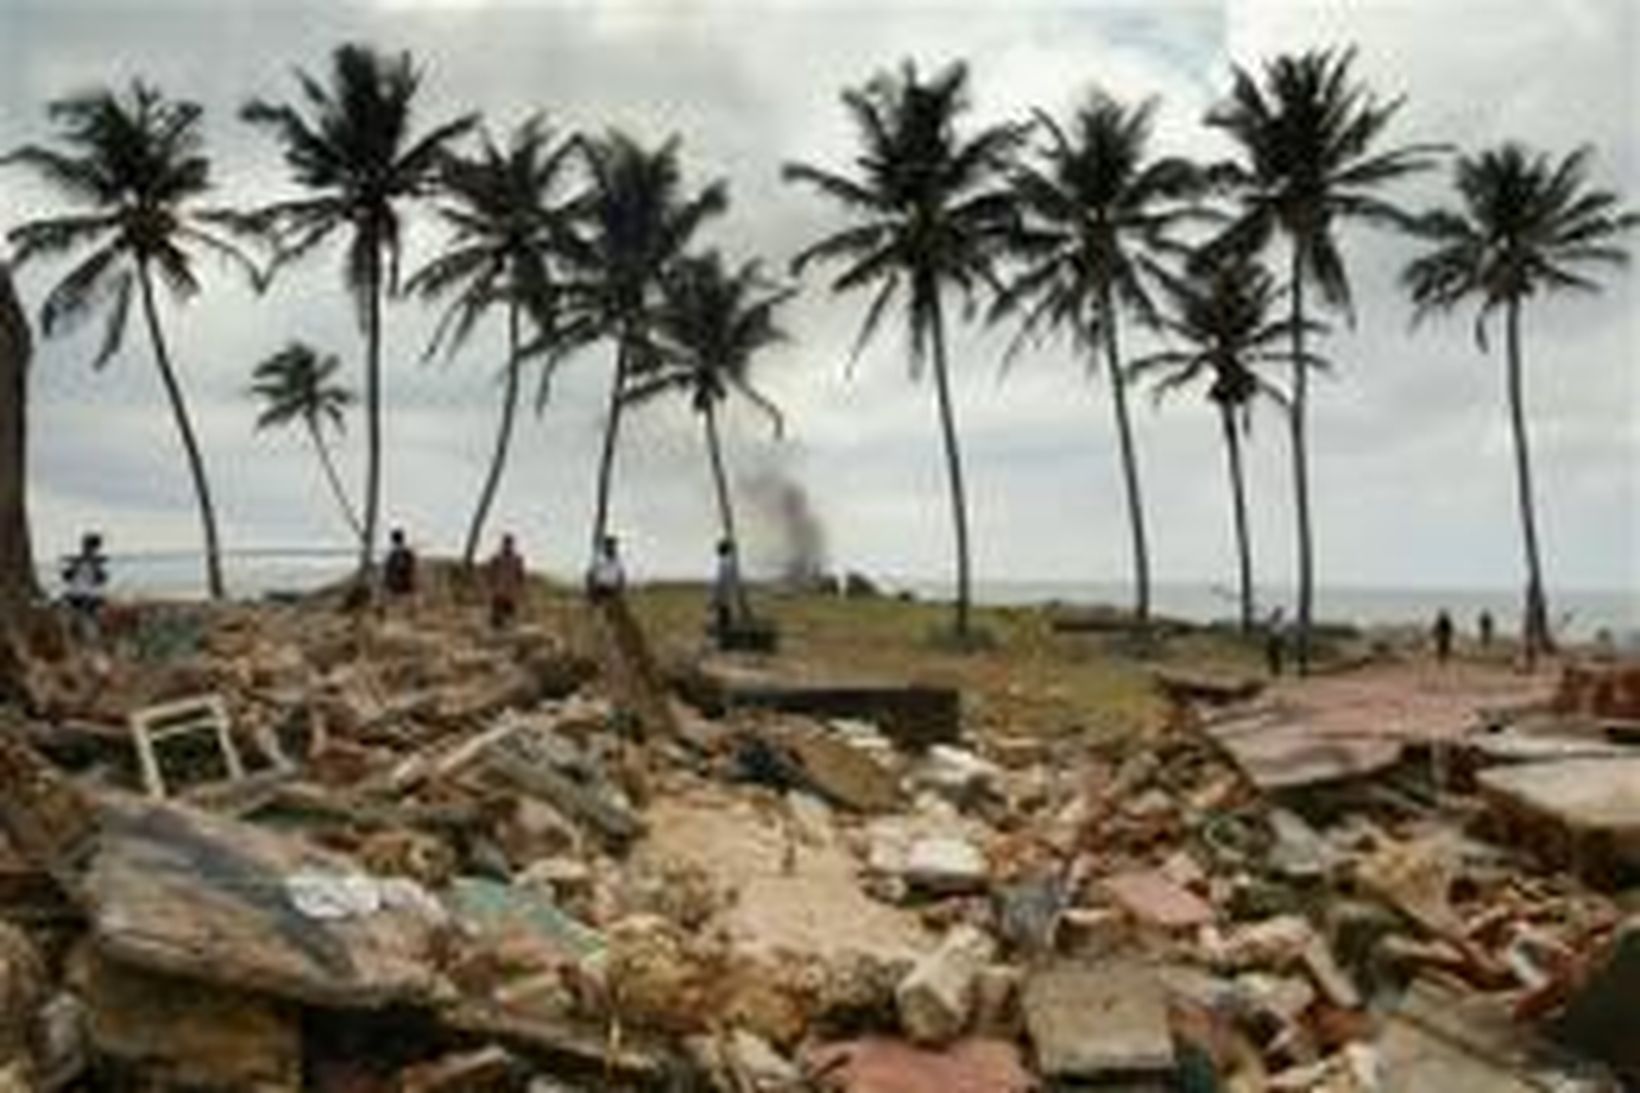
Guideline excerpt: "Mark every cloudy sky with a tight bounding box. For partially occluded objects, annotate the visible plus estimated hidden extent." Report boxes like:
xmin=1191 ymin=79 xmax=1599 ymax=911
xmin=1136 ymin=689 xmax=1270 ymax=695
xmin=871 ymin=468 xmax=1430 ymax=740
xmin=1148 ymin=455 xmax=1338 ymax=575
xmin=0 ymin=0 xmax=1634 ymax=609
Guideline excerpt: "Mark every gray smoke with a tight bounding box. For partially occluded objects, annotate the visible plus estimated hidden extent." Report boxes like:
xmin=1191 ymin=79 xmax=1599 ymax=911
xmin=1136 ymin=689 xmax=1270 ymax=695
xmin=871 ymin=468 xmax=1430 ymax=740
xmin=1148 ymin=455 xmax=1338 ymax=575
xmin=740 ymin=459 xmax=828 ymax=585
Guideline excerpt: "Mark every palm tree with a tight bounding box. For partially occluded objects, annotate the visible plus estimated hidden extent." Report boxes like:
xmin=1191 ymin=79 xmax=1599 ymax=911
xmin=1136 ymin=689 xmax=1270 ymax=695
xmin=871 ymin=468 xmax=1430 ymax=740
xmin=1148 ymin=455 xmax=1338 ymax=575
xmin=250 ymin=342 xmax=361 ymax=540
xmin=405 ymin=115 xmax=581 ymax=569
xmin=624 ymin=251 xmax=793 ymax=605
xmin=1206 ymin=46 xmax=1438 ymax=671
xmin=549 ymin=130 xmax=727 ymax=558
xmin=1130 ymin=256 xmax=1316 ymax=633
xmin=4 ymin=82 xmax=257 ymax=599
xmin=994 ymin=91 xmax=1201 ymax=623
xmin=0 ymin=262 xmax=36 ymax=613
xmin=783 ymin=60 xmax=1020 ymax=639
xmin=1403 ymin=143 xmax=1636 ymax=667
xmin=239 ymin=44 xmax=476 ymax=583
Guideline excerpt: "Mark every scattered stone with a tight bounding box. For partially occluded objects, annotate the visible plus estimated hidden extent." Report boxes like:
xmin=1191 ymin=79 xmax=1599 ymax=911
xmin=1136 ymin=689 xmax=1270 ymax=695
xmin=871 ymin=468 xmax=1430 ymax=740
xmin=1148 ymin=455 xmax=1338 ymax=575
xmin=1022 ymin=957 xmax=1175 ymax=1080
xmin=1102 ymin=868 xmax=1216 ymax=931
xmin=895 ymin=924 xmax=995 ymax=1045
xmin=903 ymin=836 xmax=988 ymax=895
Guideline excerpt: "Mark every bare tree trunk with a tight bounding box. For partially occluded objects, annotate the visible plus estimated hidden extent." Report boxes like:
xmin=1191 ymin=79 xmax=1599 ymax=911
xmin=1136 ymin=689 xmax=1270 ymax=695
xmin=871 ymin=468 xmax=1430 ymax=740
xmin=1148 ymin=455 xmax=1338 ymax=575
xmin=137 ymin=262 xmax=224 ymax=600
xmin=590 ymin=333 xmax=629 ymax=555
xmin=1221 ymin=402 xmax=1254 ymax=635
xmin=358 ymin=243 xmax=383 ymax=586
xmin=1101 ymin=286 xmax=1150 ymax=623
xmin=1290 ymin=244 xmax=1315 ymax=673
xmin=308 ymin=419 xmax=362 ymax=542
xmin=0 ymin=263 xmax=38 ymax=616
xmin=462 ymin=297 xmax=521 ymax=569
xmin=1506 ymin=297 xmax=1550 ymax=669
xmin=926 ymin=284 xmax=972 ymax=640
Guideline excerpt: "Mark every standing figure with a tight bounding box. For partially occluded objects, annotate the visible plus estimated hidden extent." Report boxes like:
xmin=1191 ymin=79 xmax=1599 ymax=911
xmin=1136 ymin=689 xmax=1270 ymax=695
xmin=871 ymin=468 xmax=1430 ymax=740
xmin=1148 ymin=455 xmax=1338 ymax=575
xmin=383 ymin=527 xmax=417 ymax=599
xmin=1264 ymin=607 xmax=1286 ymax=677
xmin=487 ymin=533 xmax=526 ymax=629
xmin=1477 ymin=610 xmax=1495 ymax=650
xmin=61 ymin=532 xmax=109 ymax=641
xmin=711 ymin=538 xmax=740 ymax=643
xmin=1433 ymin=609 xmax=1454 ymax=664
xmin=587 ymin=535 xmax=625 ymax=601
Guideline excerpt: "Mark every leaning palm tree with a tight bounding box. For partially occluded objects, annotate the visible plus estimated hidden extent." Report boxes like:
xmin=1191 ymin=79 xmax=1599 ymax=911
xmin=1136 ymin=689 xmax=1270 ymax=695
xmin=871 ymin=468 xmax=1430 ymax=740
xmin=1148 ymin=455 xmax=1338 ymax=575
xmin=4 ymin=82 xmax=258 ymax=599
xmin=548 ymin=130 xmax=727 ymax=557
xmin=1130 ymin=256 xmax=1316 ymax=634
xmin=784 ymin=60 xmax=1020 ymax=639
xmin=1403 ymin=143 xmax=1636 ymax=667
xmin=994 ymin=91 xmax=1201 ymax=623
xmin=250 ymin=342 xmax=361 ymax=540
xmin=1206 ymin=46 xmax=1439 ymax=670
xmin=624 ymin=251 xmax=793 ymax=600
xmin=239 ymin=44 xmax=476 ymax=582
xmin=406 ymin=115 xmax=581 ymax=569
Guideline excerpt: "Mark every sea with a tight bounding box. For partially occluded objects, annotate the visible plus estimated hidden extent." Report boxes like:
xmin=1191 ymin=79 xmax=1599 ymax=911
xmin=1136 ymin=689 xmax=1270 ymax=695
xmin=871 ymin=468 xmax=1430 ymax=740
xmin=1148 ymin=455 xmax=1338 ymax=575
xmin=42 ymin=550 xmax=1639 ymax=647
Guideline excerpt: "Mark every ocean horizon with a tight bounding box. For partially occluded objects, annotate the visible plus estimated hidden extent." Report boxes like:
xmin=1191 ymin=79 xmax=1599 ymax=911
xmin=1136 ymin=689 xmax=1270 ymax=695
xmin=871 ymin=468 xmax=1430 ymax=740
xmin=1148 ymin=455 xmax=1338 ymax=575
xmin=47 ymin=550 xmax=1638 ymax=644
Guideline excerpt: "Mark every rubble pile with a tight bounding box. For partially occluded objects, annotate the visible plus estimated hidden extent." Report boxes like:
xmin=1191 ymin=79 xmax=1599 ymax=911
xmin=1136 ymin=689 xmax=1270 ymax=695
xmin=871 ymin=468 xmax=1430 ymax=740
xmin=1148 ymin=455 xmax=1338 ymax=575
xmin=0 ymin=595 xmax=1638 ymax=1091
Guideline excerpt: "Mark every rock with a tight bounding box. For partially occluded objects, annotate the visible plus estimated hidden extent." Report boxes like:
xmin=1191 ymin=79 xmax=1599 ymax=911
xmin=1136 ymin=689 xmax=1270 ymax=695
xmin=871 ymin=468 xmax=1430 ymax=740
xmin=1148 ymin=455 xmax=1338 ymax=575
xmin=690 ymin=1028 xmax=802 ymax=1091
xmin=776 ymin=723 xmax=903 ymax=813
xmin=915 ymin=745 xmax=1001 ymax=805
xmin=602 ymin=914 xmax=720 ymax=1035
xmin=1266 ymin=808 xmax=1341 ymax=880
xmin=805 ymin=1036 xmax=1032 ymax=1093
xmin=1022 ymin=957 xmax=1175 ymax=1080
xmin=895 ymin=925 xmax=995 ymax=1045
xmin=903 ymin=836 xmax=987 ymax=895
xmin=1102 ymin=868 xmax=1215 ymax=931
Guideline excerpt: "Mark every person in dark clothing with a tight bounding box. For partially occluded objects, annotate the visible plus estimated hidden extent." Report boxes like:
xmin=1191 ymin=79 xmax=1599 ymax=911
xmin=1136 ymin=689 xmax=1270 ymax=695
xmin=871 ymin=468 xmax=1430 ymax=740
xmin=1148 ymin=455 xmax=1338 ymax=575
xmin=383 ymin=528 xmax=417 ymax=598
xmin=1477 ymin=610 xmax=1495 ymax=650
xmin=1433 ymin=609 xmax=1454 ymax=664
xmin=61 ymin=531 xmax=108 ymax=641
xmin=1264 ymin=607 xmax=1286 ymax=676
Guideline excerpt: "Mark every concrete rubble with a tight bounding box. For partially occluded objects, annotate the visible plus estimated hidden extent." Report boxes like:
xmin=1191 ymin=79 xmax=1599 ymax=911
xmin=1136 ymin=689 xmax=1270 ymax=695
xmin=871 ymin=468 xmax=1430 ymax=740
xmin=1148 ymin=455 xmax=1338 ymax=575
xmin=0 ymin=592 xmax=1637 ymax=1090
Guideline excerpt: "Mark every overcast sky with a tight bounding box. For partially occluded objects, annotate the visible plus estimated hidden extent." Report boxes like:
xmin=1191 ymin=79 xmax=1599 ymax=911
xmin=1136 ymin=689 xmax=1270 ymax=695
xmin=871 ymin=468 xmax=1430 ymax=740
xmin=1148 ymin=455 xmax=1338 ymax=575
xmin=0 ymin=0 xmax=1634 ymax=607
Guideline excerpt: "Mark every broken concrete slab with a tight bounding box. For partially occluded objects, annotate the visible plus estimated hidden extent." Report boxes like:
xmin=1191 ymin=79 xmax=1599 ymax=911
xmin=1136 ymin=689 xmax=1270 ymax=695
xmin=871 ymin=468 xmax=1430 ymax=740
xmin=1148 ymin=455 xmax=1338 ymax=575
xmin=1022 ymin=957 xmax=1175 ymax=1080
xmin=1478 ymin=757 xmax=1640 ymax=883
xmin=84 ymin=796 xmax=442 ymax=1008
xmin=1101 ymin=869 xmax=1215 ymax=931
xmin=895 ymin=925 xmax=995 ymax=1045
xmin=806 ymin=1036 xmax=1033 ymax=1093
xmin=763 ymin=720 xmax=903 ymax=813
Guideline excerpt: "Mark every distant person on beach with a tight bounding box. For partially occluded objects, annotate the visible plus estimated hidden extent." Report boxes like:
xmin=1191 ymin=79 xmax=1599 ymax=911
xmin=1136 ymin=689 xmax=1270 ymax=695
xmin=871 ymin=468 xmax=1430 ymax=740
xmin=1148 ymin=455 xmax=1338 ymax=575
xmin=1477 ymin=610 xmax=1495 ymax=650
xmin=1264 ymin=607 xmax=1286 ymax=676
xmin=587 ymin=535 xmax=625 ymax=601
xmin=60 ymin=531 xmax=108 ymax=641
xmin=486 ymin=534 xmax=526 ymax=629
xmin=383 ymin=528 xmax=417 ymax=599
xmin=711 ymin=538 xmax=739 ymax=641
xmin=1433 ymin=609 xmax=1454 ymax=664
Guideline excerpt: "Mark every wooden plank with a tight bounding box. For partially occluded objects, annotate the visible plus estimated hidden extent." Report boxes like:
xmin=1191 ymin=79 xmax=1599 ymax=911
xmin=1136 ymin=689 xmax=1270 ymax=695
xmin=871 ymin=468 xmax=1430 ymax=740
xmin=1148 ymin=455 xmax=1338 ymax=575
xmin=682 ymin=662 xmax=960 ymax=750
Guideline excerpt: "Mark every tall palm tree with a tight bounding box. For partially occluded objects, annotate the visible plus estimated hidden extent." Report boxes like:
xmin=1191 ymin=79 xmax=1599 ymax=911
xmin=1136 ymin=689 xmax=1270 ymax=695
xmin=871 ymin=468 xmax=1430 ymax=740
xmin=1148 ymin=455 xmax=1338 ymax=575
xmin=994 ymin=91 xmax=1201 ymax=623
xmin=1403 ymin=143 xmax=1636 ymax=667
xmin=0 ymin=262 xmax=37 ymax=613
xmin=1206 ymin=46 xmax=1438 ymax=670
xmin=1129 ymin=256 xmax=1316 ymax=633
xmin=548 ymin=130 xmax=726 ymax=557
xmin=250 ymin=342 xmax=360 ymax=540
xmin=783 ymin=60 xmax=1020 ymax=639
xmin=624 ymin=251 xmax=793 ymax=602
xmin=4 ymin=82 xmax=257 ymax=599
xmin=406 ymin=115 xmax=581 ymax=569
xmin=239 ymin=44 xmax=476 ymax=583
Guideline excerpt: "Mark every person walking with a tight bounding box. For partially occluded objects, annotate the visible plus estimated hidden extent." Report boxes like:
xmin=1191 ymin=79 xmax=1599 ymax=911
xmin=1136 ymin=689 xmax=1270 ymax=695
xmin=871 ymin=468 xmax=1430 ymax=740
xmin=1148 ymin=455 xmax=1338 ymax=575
xmin=1433 ymin=609 xmax=1455 ymax=664
xmin=1264 ymin=607 xmax=1287 ymax=677
xmin=487 ymin=533 xmax=526 ymax=629
xmin=587 ymin=535 xmax=625 ymax=601
xmin=61 ymin=531 xmax=108 ymax=642
xmin=710 ymin=538 xmax=739 ymax=644
xmin=383 ymin=527 xmax=417 ymax=600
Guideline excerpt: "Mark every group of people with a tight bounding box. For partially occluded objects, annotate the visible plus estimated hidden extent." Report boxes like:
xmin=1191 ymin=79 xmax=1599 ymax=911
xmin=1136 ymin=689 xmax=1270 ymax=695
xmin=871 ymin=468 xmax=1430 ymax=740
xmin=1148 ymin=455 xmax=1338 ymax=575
xmin=380 ymin=527 xmax=530 ymax=628
xmin=1264 ymin=603 xmax=1502 ymax=675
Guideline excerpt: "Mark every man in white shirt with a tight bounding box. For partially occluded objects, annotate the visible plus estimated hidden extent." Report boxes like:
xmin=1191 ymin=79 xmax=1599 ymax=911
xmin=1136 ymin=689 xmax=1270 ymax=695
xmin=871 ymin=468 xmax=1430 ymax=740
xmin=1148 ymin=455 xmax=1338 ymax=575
xmin=587 ymin=535 xmax=625 ymax=600
xmin=711 ymin=538 xmax=739 ymax=640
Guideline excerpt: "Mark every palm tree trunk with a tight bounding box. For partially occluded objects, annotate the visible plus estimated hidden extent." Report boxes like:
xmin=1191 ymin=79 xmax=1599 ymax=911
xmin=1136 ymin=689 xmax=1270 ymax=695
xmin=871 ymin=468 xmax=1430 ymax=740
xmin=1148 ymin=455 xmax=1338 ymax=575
xmin=359 ymin=244 xmax=383 ymax=585
xmin=926 ymin=285 xmax=972 ymax=639
xmin=1101 ymin=287 xmax=1150 ymax=623
xmin=1289 ymin=244 xmax=1315 ymax=673
xmin=136 ymin=262 xmax=224 ymax=599
xmin=0 ymin=263 xmax=37 ymax=614
xmin=307 ymin=419 xmax=362 ymax=542
xmin=1506 ymin=297 xmax=1549 ymax=669
xmin=702 ymin=398 xmax=749 ymax=617
xmin=590 ymin=332 xmax=629 ymax=554
xmin=462 ymin=297 xmax=522 ymax=569
xmin=1221 ymin=403 xmax=1254 ymax=635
